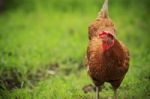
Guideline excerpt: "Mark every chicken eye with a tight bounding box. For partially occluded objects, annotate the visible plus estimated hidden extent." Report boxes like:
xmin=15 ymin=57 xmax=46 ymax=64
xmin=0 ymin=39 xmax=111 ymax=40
xmin=107 ymin=33 xmax=114 ymax=39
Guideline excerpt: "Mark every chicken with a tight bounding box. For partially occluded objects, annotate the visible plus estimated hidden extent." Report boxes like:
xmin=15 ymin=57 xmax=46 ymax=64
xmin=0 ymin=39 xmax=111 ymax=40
xmin=85 ymin=0 xmax=130 ymax=99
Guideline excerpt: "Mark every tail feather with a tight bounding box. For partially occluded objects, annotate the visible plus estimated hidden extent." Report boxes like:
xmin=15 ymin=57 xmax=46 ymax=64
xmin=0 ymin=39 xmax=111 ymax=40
xmin=97 ymin=0 xmax=109 ymax=19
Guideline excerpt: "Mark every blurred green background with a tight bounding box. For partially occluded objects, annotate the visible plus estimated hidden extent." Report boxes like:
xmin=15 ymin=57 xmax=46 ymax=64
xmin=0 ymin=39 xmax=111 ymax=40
xmin=0 ymin=0 xmax=150 ymax=99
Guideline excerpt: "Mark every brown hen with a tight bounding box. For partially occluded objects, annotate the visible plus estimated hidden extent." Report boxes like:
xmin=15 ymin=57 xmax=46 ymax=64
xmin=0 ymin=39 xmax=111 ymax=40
xmin=85 ymin=0 xmax=130 ymax=99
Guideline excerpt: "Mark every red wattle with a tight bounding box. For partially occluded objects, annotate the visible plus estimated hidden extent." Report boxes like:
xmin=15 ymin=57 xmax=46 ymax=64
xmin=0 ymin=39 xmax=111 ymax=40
xmin=102 ymin=43 xmax=109 ymax=51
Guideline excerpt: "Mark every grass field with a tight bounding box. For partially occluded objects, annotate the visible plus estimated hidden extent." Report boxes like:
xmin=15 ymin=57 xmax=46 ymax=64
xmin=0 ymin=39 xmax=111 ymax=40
xmin=0 ymin=0 xmax=150 ymax=99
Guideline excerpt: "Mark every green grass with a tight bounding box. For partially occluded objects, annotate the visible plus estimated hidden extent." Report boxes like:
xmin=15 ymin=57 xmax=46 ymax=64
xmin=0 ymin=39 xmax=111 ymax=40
xmin=0 ymin=0 xmax=150 ymax=99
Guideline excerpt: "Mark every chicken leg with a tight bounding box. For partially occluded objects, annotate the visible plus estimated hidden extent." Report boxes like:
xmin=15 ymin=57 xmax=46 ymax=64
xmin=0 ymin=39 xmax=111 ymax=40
xmin=114 ymin=89 xmax=118 ymax=99
xmin=96 ymin=86 xmax=100 ymax=99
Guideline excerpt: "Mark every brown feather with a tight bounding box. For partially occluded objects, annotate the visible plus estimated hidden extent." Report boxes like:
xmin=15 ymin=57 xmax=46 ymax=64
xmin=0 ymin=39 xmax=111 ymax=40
xmin=86 ymin=37 xmax=129 ymax=87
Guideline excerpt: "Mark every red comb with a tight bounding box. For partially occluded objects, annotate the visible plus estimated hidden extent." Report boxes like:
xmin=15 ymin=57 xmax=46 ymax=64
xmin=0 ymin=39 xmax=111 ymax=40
xmin=99 ymin=31 xmax=107 ymax=38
